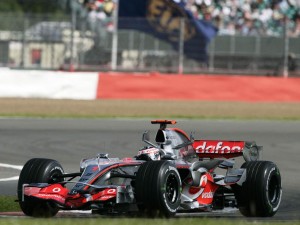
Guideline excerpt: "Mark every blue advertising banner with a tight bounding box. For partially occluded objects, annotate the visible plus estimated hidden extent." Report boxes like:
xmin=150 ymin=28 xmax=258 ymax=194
xmin=118 ymin=0 xmax=218 ymax=61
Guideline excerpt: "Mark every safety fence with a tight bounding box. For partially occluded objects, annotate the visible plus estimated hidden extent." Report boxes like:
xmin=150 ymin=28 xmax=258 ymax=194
xmin=0 ymin=13 xmax=299 ymax=77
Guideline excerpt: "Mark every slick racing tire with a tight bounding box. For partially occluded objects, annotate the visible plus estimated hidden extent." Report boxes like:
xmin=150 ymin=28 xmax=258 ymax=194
xmin=135 ymin=161 xmax=181 ymax=217
xmin=17 ymin=158 xmax=64 ymax=217
xmin=235 ymin=161 xmax=282 ymax=217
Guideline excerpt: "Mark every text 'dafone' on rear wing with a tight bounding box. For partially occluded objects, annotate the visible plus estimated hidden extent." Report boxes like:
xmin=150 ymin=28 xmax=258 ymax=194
xmin=193 ymin=140 xmax=262 ymax=161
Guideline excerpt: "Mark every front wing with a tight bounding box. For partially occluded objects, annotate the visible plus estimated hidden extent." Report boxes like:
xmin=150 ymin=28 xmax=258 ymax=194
xmin=23 ymin=183 xmax=134 ymax=210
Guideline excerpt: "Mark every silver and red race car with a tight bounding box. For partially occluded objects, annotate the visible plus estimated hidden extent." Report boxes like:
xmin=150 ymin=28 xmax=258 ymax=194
xmin=17 ymin=120 xmax=282 ymax=217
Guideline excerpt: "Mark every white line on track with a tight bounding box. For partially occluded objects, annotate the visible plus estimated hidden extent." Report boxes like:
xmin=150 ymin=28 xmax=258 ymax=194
xmin=0 ymin=176 xmax=20 ymax=182
xmin=0 ymin=163 xmax=23 ymax=182
xmin=0 ymin=163 xmax=23 ymax=170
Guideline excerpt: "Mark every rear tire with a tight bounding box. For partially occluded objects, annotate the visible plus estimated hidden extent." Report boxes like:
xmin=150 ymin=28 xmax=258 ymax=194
xmin=17 ymin=158 xmax=64 ymax=217
xmin=235 ymin=161 xmax=282 ymax=217
xmin=135 ymin=161 xmax=181 ymax=217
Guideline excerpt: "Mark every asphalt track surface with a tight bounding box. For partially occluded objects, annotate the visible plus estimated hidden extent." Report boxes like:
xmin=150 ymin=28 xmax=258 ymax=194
xmin=0 ymin=118 xmax=299 ymax=220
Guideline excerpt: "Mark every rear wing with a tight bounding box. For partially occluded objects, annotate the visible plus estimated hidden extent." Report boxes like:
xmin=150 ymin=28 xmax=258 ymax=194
xmin=193 ymin=140 xmax=262 ymax=161
xmin=151 ymin=120 xmax=176 ymax=129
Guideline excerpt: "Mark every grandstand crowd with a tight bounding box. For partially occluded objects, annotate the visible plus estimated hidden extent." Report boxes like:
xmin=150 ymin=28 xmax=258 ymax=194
xmin=83 ymin=0 xmax=300 ymax=37
xmin=186 ymin=0 xmax=300 ymax=37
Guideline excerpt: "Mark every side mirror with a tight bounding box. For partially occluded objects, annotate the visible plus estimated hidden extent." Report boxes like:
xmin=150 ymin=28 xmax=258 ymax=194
xmin=142 ymin=131 xmax=150 ymax=142
xmin=190 ymin=132 xmax=195 ymax=143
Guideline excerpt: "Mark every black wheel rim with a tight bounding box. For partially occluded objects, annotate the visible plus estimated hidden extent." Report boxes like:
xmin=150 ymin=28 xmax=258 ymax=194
xmin=165 ymin=174 xmax=179 ymax=204
xmin=49 ymin=170 xmax=63 ymax=183
xmin=268 ymin=174 xmax=281 ymax=205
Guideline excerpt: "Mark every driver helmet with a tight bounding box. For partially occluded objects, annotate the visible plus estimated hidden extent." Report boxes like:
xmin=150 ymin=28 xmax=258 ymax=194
xmin=137 ymin=147 xmax=161 ymax=160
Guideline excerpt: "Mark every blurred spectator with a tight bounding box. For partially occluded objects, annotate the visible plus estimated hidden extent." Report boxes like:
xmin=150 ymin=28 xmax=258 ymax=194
xmin=82 ymin=0 xmax=300 ymax=37
xmin=84 ymin=0 xmax=115 ymax=47
xmin=289 ymin=10 xmax=300 ymax=36
xmin=185 ymin=0 xmax=300 ymax=36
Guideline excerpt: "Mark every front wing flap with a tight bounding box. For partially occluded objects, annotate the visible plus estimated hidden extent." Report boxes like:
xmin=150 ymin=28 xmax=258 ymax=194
xmin=22 ymin=183 xmax=134 ymax=209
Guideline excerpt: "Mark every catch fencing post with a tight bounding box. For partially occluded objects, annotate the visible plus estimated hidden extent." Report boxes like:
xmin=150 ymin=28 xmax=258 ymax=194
xmin=111 ymin=0 xmax=119 ymax=71
xmin=283 ymin=16 xmax=289 ymax=78
xmin=209 ymin=38 xmax=215 ymax=72
xmin=70 ymin=8 xmax=76 ymax=71
xmin=21 ymin=16 xmax=29 ymax=69
xmin=178 ymin=18 xmax=185 ymax=74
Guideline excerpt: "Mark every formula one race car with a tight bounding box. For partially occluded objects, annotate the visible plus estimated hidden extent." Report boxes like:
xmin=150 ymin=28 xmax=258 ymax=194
xmin=17 ymin=120 xmax=282 ymax=218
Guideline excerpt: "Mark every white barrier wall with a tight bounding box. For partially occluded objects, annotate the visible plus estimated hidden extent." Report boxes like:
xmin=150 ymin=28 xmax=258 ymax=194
xmin=0 ymin=69 xmax=99 ymax=100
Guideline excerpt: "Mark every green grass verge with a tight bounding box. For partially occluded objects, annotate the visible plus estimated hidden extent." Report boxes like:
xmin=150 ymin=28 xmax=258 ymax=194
xmin=0 ymin=218 xmax=299 ymax=225
xmin=0 ymin=196 xmax=20 ymax=212
xmin=1 ymin=98 xmax=300 ymax=120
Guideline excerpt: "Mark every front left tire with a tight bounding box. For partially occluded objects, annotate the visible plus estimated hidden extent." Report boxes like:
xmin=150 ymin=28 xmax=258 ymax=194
xmin=17 ymin=158 xmax=64 ymax=217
